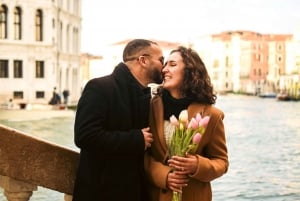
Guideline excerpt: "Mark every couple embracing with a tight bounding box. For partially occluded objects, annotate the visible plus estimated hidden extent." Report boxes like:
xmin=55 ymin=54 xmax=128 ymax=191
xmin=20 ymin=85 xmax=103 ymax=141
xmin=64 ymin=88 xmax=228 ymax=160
xmin=72 ymin=39 xmax=228 ymax=201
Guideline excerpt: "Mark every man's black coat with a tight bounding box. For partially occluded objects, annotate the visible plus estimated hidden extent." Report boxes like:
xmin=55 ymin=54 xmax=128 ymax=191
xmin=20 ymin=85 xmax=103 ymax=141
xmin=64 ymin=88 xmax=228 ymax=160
xmin=72 ymin=63 xmax=150 ymax=201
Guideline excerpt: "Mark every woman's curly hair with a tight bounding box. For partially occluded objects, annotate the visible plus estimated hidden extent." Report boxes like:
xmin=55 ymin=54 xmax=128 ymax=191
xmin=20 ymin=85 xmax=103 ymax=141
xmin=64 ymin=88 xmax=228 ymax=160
xmin=170 ymin=46 xmax=217 ymax=104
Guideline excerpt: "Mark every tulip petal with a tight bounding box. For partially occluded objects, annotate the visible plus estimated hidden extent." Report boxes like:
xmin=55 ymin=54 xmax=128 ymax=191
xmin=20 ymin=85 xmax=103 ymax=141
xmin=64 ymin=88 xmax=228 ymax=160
xmin=192 ymin=133 xmax=202 ymax=144
xmin=179 ymin=110 xmax=188 ymax=123
xmin=170 ymin=115 xmax=179 ymax=126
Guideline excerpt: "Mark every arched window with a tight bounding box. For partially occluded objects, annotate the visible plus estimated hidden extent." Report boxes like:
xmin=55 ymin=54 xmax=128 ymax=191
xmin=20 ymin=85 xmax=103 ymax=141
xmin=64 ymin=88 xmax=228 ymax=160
xmin=0 ymin=5 xmax=8 ymax=39
xmin=14 ymin=7 xmax=22 ymax=40
xmin=35 ymin=9 xmax=43 ymax=41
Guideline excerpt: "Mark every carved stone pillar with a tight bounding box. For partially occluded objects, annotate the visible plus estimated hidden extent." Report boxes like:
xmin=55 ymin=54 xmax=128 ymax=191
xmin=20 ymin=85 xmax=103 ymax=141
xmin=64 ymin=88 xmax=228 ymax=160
xmin=0 ymin=176 xmax=37 ymax=201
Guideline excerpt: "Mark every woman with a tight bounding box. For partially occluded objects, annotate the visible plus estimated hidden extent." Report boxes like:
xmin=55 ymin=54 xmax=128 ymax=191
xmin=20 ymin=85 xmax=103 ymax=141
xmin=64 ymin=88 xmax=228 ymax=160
xmin=145 ymin=46 xmax=229 ymax=201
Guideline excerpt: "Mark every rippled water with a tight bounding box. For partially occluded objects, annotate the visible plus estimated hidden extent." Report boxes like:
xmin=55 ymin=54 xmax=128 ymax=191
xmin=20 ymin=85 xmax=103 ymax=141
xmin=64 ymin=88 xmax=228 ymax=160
xmin=213 ymin=95 xmax=300 ymax=201
xmin=1 ymin=95 xmax=300 ymax=201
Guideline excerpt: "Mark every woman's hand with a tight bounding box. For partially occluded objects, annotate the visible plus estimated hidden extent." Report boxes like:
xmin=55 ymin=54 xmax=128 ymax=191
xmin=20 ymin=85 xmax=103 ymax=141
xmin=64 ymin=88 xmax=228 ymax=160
xmin=167 ymin=171 xmax=189 ymax=192
xmin=168 ymin=154 xmax=198 ymax=175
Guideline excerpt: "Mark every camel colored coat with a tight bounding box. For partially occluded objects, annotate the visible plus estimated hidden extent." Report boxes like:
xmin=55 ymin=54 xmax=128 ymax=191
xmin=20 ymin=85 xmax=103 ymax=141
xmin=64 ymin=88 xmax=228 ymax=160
xmin=145 ymin=95 xmax=229 ymax=201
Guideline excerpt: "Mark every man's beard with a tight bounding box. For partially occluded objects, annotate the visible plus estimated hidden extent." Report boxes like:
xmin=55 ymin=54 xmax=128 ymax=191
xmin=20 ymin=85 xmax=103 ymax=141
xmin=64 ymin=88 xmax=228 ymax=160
xmin=150 ymin=68 xmax=163 ymax=84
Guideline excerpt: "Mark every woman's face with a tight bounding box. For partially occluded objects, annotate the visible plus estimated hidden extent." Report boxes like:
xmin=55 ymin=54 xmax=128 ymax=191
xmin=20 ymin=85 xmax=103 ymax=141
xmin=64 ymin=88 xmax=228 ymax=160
xmin=162 ymin=52 xmax=185 ymax=98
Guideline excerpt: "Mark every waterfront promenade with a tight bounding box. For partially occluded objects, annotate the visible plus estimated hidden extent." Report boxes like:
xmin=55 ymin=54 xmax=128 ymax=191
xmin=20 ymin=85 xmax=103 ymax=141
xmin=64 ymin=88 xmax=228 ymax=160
xmin=0 ymin=107 xmax=75 ymax=121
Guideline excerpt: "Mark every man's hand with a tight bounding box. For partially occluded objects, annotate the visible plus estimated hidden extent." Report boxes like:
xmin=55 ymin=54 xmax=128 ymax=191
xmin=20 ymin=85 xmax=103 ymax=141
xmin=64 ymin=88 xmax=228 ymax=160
xmin=142 ymin=127 xmax=153 ymax=150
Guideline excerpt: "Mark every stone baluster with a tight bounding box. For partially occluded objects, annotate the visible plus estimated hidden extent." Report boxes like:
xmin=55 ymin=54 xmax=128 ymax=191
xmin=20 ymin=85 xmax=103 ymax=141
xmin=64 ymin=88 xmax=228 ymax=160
xmin=0 ymin=176 xmax=37 ymax=201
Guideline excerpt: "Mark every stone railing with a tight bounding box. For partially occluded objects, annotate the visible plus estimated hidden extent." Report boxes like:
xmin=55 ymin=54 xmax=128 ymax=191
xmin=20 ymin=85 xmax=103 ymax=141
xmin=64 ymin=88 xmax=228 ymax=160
xmin=0 ymin=124 xmax=79 ymax=201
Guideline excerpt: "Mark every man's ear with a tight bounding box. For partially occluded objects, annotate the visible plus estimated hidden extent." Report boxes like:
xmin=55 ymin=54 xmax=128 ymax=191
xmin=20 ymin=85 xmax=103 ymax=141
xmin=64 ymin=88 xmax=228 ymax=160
xmin=138 ymin=55 xmax=147 ymax=67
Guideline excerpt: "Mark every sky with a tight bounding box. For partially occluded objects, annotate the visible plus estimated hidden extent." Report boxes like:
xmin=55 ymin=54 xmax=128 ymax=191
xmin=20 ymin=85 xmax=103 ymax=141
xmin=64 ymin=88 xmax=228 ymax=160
xmin=81 ymin=0 xmax=300 ymax=54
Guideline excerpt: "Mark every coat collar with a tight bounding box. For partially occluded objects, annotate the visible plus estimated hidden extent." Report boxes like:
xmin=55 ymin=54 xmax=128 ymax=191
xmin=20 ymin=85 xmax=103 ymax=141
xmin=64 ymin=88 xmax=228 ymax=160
xmin=150 ymin=95 xmax=168 ymax=156
xmin=113 ymin=62 xmax=150 ymax=95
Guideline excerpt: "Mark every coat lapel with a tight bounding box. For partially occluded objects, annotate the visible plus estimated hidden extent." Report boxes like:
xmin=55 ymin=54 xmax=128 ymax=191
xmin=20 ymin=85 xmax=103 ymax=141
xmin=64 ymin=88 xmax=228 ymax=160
xmin=151 ymin=96 xmax=168 ymax=157
xmin=187 ymin=103 xmax=208 ymax=118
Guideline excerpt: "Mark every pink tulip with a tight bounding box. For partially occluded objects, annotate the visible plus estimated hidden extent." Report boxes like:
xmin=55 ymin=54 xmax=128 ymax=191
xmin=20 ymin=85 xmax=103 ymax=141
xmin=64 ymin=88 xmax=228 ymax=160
xmin=195 ymin=113 xmax=202 ymax=122
xmin=188 ymin=117 xmax=198 ymax=129
xmin=170 ymin=115 xmax=179 ymax=126
xmin=192 ymin=133 xmax=202 ymax=144
xmin=199 ymin=116 xmax=210 ymax=127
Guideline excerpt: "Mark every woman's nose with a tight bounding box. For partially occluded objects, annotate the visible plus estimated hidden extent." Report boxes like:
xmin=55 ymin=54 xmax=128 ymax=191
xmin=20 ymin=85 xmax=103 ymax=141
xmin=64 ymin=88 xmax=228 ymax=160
xmin=162 ymin=65 xmax=168 ymax=72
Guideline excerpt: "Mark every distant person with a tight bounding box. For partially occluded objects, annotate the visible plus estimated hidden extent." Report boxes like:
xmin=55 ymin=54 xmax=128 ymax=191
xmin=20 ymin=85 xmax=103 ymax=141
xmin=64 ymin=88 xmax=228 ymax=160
xmin=49 ymin=87 xmax=61 ymax=105
xmin=72 ymin=39 xmax=164 ymax=201
xmin=145 ymin=46 xmax=229 ymax=201
xmin=8 ymin=98 xmax=13 ymax=109
xmin=63 ymin=89 xmax=70 ymax=104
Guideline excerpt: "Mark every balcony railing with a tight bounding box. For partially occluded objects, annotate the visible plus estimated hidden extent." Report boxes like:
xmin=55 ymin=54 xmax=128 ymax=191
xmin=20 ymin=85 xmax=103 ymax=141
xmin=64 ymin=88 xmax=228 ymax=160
xmin=0 ymin=124 xmax=79 ymax=201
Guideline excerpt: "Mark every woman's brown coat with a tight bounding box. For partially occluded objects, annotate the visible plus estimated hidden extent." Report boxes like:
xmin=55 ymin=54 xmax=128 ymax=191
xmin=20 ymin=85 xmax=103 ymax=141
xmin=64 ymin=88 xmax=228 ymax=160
xmin=145 ymin=95 xmax=229 ymax=201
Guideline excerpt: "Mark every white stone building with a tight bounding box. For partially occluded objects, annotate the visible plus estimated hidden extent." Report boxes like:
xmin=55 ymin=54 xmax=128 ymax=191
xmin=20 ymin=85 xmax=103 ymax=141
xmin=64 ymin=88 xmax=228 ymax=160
xmin=0 ymin=0 xmax=81 ymax=107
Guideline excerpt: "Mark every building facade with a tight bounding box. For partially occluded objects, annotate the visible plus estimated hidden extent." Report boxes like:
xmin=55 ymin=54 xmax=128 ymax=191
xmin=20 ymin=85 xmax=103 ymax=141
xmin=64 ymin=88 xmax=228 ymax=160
xmin=0 ymin=0 xmax=81 ymax=107
xmin=192 ymin=31 xmax=294 ymax=95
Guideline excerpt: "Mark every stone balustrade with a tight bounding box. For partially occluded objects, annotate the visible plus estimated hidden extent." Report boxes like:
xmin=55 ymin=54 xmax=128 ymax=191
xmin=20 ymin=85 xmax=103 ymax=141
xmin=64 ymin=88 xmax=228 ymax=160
xmin=0 ymin=124 xmax=79 ymax=201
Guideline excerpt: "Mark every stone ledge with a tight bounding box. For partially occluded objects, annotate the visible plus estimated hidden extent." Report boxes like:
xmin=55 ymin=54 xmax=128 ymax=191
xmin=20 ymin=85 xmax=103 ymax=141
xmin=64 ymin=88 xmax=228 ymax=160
xmin=0 ymin=124 xmax=79 ymax=194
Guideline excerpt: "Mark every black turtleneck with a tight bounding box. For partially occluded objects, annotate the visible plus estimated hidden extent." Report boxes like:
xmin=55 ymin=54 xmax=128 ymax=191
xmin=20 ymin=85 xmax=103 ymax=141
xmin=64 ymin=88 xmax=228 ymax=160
xmin=162 ymin=90 xmax=192 ymax=120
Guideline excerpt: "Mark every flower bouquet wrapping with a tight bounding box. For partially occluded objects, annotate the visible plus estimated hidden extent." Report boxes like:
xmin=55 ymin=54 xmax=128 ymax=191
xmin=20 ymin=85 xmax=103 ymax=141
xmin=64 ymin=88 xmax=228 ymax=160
xmin=166 ymin=110 xmax=210 ymax=201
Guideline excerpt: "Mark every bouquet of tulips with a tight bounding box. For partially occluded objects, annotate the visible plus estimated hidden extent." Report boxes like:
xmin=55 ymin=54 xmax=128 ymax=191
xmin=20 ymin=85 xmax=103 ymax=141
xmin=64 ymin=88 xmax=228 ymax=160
xmin=166 ymin=109 xmax=210 ymax=201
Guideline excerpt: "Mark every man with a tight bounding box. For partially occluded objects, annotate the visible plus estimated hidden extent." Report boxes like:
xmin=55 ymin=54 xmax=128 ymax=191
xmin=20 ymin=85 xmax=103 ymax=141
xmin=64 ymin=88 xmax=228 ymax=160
xmin=72 ymin=39 xmax=165 ymax=201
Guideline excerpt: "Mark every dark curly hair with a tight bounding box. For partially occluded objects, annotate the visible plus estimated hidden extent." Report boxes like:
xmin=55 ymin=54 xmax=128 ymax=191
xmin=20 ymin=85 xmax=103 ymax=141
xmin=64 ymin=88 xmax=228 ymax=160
xmin=170 ymin=46 xmax=217 ymax=104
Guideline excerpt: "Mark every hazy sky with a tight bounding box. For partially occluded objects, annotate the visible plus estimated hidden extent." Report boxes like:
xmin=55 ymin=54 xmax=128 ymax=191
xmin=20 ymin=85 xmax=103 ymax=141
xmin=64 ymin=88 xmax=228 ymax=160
xmin=81 ymin=0 xmax=300 ymax=54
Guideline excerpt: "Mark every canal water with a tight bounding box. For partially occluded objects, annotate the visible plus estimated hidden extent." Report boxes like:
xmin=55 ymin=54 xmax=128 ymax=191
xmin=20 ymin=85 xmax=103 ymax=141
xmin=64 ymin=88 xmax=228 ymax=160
xmin=0 ymin=94 xmax=300 ymax=201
